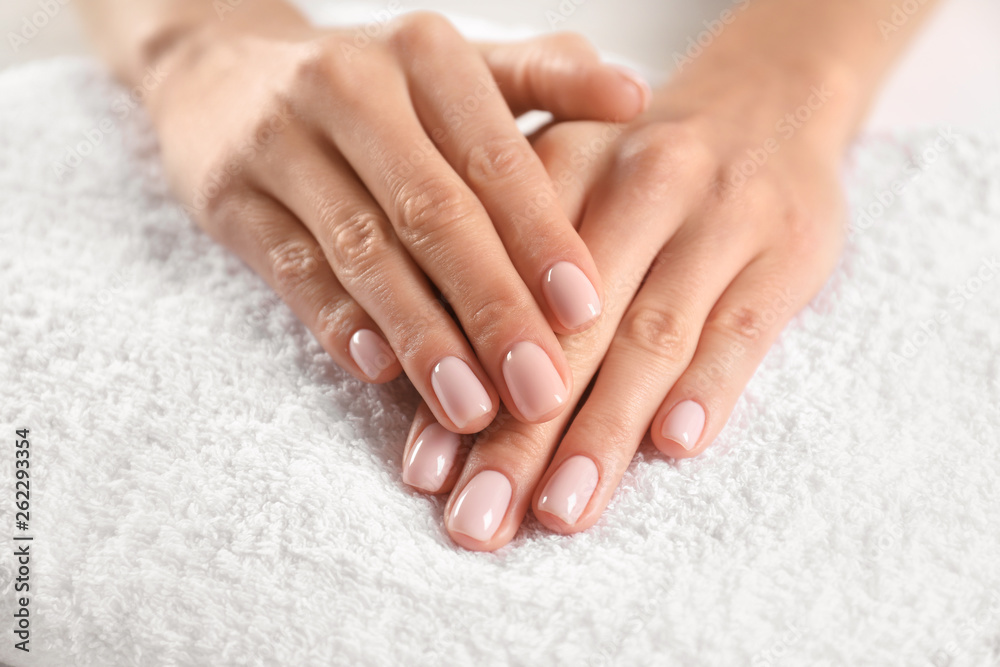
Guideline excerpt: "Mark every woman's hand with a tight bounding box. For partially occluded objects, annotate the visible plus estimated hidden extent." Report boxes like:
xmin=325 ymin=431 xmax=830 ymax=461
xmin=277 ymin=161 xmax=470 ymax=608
xmin=400 ymin=53 xmax=859 ymax=548
xmin=141 ymin=4 xmax=649 ymax=432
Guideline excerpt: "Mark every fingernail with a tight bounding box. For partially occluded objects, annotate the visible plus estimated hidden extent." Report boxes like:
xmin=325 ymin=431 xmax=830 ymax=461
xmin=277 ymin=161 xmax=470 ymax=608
xmin=660 ymin=400 xmax=706 ymax=451
xmin=448 ymin=470 xmax=512 ymax=542
xmin=543 ymin=261 xmax=602 ymax=330
xmin=431 ymin=356 xmax=493 ymax=428
xmin=349 ymin=329 xmax=396 ymax=380
xmin=502 ymin=341 xmax=568 ymax=422
xmin=537 ymin=455 xmax=599 ymax=525
xmin=402 ymin=423 xmax=461 ymax=493
xmin=610 ymin=64 xmax=652 ymax=111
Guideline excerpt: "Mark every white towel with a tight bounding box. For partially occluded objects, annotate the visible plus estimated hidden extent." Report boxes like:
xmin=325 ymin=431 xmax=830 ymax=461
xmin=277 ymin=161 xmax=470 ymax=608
xmin=1 ymin=16 xmax=1000 ymax=667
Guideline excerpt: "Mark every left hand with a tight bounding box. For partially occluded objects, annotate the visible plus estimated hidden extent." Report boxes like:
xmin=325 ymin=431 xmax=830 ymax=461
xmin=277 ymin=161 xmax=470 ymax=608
xmin=400 ymin=54 xmax=859 ymax=550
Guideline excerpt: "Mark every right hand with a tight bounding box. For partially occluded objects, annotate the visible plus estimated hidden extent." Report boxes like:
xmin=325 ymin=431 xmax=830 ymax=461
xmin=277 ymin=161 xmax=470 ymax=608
xmin=143 ymin=8 xmax=649 ymax=433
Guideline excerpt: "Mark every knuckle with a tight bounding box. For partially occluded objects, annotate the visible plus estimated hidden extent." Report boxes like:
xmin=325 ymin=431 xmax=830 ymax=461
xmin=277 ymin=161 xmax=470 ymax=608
xmin=463 ymin=294 xmax=522 ymax=350
xmin=617 ymin=123 xmax=712 ymax=198
xmin=621 ymin=306 xmax=693 ymax=363
xmin=394 ymin=177 xmax=476 ymax=246
xmin=704 ymin=305 xmax=767 ymax=346
xmin=326 ymin=208 xmax=391 ymax=280
xmin=198 ymin=185 xmax=245 ymax=237
xmin=268 ymin=239 xmax=321 ymax=296
xmin=465 ymin=138 xmax=536 ymax=189
xmin=314 ymin=296 xmax=358 ymax=349
xmin=289 ymin=41 xmax=357 ymax=102
xmin=389 ymin=11 xmax=457 ymax=53
xmin=544 ymin=31 xmax=596 ymax=56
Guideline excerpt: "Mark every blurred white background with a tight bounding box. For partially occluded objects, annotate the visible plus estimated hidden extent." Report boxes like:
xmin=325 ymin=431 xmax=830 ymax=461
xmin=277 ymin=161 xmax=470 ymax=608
xmin=2 ymin=0 xmax=998 ymax=131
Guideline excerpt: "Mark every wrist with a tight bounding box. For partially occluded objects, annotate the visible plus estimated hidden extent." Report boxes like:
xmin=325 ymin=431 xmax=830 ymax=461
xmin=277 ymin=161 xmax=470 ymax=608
xmin=131 ymin=0 xmax=310 ymax=88
xmin=653 ymin=49 xmax=863 ymax=159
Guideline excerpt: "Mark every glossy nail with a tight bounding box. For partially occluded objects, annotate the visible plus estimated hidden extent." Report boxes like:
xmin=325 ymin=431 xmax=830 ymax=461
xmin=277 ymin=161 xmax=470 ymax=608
xmin=448 ymin=470 xmax=512 ymax=542
xmin=538 ymin=455 xmax=600 ymax=525
xmin=543 ymin=261 xmax=602 ymax=330
xmin=349 ymin=329 xmax=396 ymax=380
xmin=402 ymin=423 xmax=461 ymax=493
xmin=431 ymin=357 xmax=492 ymax=429
xmin=610 ymin=64 xmax=652 ymax=111
xmin=502 ymin=341 xmax=568 ymax=422
xmin=660 ymin=400 xmax=706 ymax=450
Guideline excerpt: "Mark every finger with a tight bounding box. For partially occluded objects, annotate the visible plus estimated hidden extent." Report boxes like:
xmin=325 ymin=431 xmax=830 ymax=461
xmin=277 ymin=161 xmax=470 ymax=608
xmin=259 ymin=135 xmax=499 ymax=433
xmin=531 ymin=225 xmax=755 ymax=532
xmin=214 ymin=192 xmax=402 ymax=383
xmin=402 ymin=17 xmax=606 ymax=335
xmin=323 ymin=21 xmax=574 ymax=425
xmin=529 ymin=121 xmax=621 ymax=227
xmin=477 ymin=34 xmax=650 ymax=120
xmin=400 ymin=403 xmax=466 ymax=495
xmin=439 ymin=128 xmax=720 ymax=548
xmin=651 ymin=257 xmax=811 ymax=458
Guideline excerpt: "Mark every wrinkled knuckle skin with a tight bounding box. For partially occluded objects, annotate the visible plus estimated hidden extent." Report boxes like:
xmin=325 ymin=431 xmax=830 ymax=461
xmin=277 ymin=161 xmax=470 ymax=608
xmin=269 ymin=240 xmax=321 ymax=297
xmin=623 ymin=307 xmax=693 ymax=364
xmin=617 ymin=123 xmax=710 ymax=190
xmin=315 ymin=297 xmax=359 ymax=351
xmin=463 ymin=295 xmax=517 ymax=351
xmin=465 ymin=138 xmax=535 ymax=190
xmin=326 ymin=208 xmax=391 ymax=281
xmin=705 ymin=306 xmax=767 ymax=346
xmin=395 ymin=178 xmax=474 ymax=248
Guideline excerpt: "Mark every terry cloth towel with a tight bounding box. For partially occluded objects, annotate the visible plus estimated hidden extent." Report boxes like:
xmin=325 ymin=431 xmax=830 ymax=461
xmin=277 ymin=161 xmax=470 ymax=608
xmin=2 ymin=7 xmax=1000 ymax=667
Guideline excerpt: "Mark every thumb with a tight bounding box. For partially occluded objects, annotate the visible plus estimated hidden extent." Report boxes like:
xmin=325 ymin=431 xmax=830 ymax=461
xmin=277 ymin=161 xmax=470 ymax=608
xmin=478 ymin=33 xmax=651 ymax=121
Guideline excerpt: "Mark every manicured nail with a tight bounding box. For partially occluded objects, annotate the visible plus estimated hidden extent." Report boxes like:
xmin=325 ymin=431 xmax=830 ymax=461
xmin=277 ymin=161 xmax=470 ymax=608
xmin=610 ymin=64 xmax=652 ymax=111
xmin=502 ymin=341 xmax=568 ymax=422
xmin=543 ymin=261 xmax=602 ymax=330
xmin=537 ymin=455 xmax=599 ymax=525
xmin=349 ymin=329 xmax=396 ymax=380
xmin=660 ymin=400 xmax=706 ymax=450
xmin=431 ymin=356 xmax=492 ymax=428
xmin=448 ymin=470 xmax=512 ymax=542
xmin=402 ymin=423 xmax=461 ymax=493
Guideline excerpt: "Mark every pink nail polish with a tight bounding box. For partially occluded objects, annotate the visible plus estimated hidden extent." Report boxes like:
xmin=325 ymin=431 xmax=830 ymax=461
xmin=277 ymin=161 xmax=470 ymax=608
xmin=502 ymin=341 xmax=568 ymax=422
xmin=537 ymin=455 xmax=599 ymax=525
xmin=543 ymin=261 xmax=602 ymax=330
xmin=402 ymin=423 xmax=460 ymax=493
xmin=610 ymin=64 xmax=652 ymax=110
xmin=431 ymin=357 xmax=492 ymax=429
xmin=660 ymin=400 xmax=706 ymax=450
xmin=448 ymin=470 xmax=512 ymax=542
xmin=349 ymin=329 xmax=396 ymax=380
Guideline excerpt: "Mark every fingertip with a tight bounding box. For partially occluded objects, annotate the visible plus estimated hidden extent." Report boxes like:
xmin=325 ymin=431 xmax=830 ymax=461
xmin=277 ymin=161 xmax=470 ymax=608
xmin=348 ymin=328 xmax=400 ymax=382
xmin=652 ymin=399 xmax=708 ymax=458
xmin=608 ymin=64 xmax=652 ymax=115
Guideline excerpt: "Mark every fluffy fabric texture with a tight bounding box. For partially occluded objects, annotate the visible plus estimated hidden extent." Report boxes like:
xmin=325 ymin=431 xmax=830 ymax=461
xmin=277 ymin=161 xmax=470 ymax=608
xmin=2 ymin=14 xmax=1000 ymax=667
